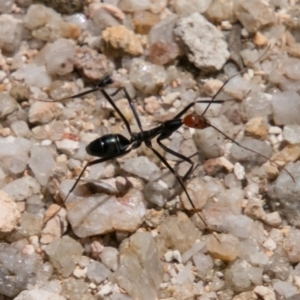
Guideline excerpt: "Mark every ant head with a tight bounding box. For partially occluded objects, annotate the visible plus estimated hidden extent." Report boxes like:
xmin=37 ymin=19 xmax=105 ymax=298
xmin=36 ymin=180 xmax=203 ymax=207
xmin=183 ymin=114 xmax=209 ymax=130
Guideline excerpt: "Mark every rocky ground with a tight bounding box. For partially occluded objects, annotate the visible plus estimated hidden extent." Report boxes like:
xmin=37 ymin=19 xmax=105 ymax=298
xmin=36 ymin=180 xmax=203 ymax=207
xmin=0 ymin=0 xmax=300 ymax=299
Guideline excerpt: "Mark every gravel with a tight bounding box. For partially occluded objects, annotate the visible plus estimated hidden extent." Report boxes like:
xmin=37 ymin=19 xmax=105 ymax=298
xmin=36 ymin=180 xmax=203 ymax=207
xmin=1 ymin=0 xmax=300 ymax=299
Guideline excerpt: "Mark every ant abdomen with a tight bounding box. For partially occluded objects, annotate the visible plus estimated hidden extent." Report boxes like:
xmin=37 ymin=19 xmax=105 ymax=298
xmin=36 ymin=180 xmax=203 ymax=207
xmin=86 ymin=134 xmax=131 ymax=157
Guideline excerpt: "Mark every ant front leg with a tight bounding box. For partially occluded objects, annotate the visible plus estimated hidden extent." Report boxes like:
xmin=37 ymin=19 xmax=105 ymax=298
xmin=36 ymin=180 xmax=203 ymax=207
xmin=64 ymin=150 xmax=132 ymax=203
xmin=110 ymin=86 xmax=144 ymax=132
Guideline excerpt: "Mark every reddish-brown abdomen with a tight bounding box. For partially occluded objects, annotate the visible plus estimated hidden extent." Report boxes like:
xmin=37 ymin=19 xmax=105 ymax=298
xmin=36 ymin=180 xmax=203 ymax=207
xmin=183 ymin=114 xmax=208 ymax=129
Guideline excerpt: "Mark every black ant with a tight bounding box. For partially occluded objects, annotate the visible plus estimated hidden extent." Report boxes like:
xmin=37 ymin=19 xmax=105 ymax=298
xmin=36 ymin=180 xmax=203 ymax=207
xmin=46 ymin=47 xmax=294 ymax=237
xmin=59 ymin=75 xmax=220 ymax=231
xmin=52 ymin=79 xmax=293 ymax=236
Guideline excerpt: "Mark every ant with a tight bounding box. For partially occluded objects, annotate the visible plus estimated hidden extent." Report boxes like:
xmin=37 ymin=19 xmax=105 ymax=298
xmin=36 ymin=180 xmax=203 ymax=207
xmin=59 ymin=75 xmax=221 ymax=231
xmin=46 ymin=47 xmax=294 ymax=237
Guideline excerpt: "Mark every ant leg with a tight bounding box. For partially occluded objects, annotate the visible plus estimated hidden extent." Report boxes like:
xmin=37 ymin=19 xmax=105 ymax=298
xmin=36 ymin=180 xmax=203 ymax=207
xmin=145 ymin=140 xmax=211 ymax=229
xmin=64 ymin=149 xmax=132 ymax=203
xmin=156 ymin=138 xmax=194 ymax=182
xmin=41 ymin=75 xmax=113 ymax=102
xmin=110 ymin=86 xmax=143 ymax=132
xmin=148 ymin=139 xmax=221 ymax=241
xmin=100 ymin=89 xmax=133 ymax=136
xmin=174 ymin=152 xmax=200 ymax=181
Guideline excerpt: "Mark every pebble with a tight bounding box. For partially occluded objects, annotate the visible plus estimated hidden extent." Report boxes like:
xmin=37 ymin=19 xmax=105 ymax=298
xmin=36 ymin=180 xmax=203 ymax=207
xmin=193 ymin=252 xmax=213 ymax=278
xmin=205 ymin=0 xmax=236 ymax=23
xmin=225 ymin=258 xmax=263 ymax=292
xmin=181 ymin=241 xmax=206 ymax=263
xmin=73 ymin=266 xmax=87 ymax=279
xmin=98 ymin=283 xmax=115 ymax=297
xmin=23 ymin=4 xmax=53 ymax=29
xmin=164 ymin=250 xmax=174 ymax=262
xmin=268 ymin=162 xmax=300 ymax=227
xmin=233 ymin=162 xmax=245 ymax=180
xmin=118 ymin=0 xmax=151 ymax=12
xmin=0 ymin=14 xmax=23 ymax=53
xmin=249 ymin=252 xmax=269 ymax=268
xmin=241 ymin=92 xmax=273 ymax=121
xmin=29 ymin=101 xmax=62 ymax=124
xmin=207 ymin=234 xmax=241 ymax=261
xmin=10 ymin=120 xmax=31 ymax=138
xmin=263 ymin=238 xmax=277 ymax=252
xmin=100 ymin=247 xmax=119 ymax=271
xmin=0 ymin=128 xmax=12 ymax=138
xmin=45 ymin=235 xmax=83 ymax=277
xmin=74 ymin=46 xmax=112 ymax=81
xmin=284 ymin=229 xmax=300 ymax=263
xmin=245 ymin=117 xmax=268 ymax=139
xmin=115 ymin=231 xmax=163 ymax=300
xmin=176 ymin=262 xmax=195 ymax=285
xmin=144 ymin=181 xmax=170 ymax=207
xmin=41 ymin=207 xmax=68 ymax=244
xmin=148 ymin=14 xmax=177 ymax=45
xmin=42 ymin=0 xmax=84 ymax=14
xmin=273 ymin=280 xmax=298 ymax=299
xmin=158 ymin=212 xmax=202 ymax=253
xmin=224 ymin=75 xmax=259 ymax=101
xmin=162 ymin=91 xmax=180 ymax=105
xmin=262 ymin=212 xmax=282 ymax=227
xmin=272 ymin=143 xmax=300 ymax=163
xmin=55 ymin=139 xmax=80 ymax=156
xmin=174 ymin=0 xmax=212 ymax=16
xmin=283 ymin=125 xmax=300 ymax=144
xmin=60 ymin=180 xmax=146 ymax=237
xmin=0 ymin=140 xmax=31 ymax=174
xmin=225 ymin=214 xmax=254 ymax=239
xmin=0 ymin=0 xmax=13 ymax=13
xmin=3 ymin=176 xmax=40 ymax=201
xmin=12 ymin=64 xmax=52 ymax=88
xmin=29 ymin=146 xmax=55 ymax=185
xmin=129 ymin=59 xmax=166 ymax=94
xmin=60 ymin=277 xmax=89 ymax=299
xmin=101 ymin=25 xmax=143 ymax=56
xmin=87 ymin=260 xmax=111 ymax=284
xmin=149 ymin=40 xmax=180 ymax=65
xmin=89 ymin=3 xmax=122 ymax=30
xmin=0 ymin=93 xmax=18 ymax=118
xmin=20 ymin=211 xmax=44 ymax=236
xmin=14 ymin=289 xmax=66 ymax=300
xmin=133 ymin=11 xmax=160 ymax=34
xmin=44 ymin=38 xmax=75 ymax=76
xmin=193 ymin=126 xmax=226 ymax=159
xmin=235 ymin=0 xmax=276 ymax=33
xmin=25 ymin=4 xmax=81 ymax=41
xmin=174 ymin=12 xmax=230 ymax=71
xmin=0 ymin=243 xmax=43 ymax=297
xmin=253 ymin=285 xmax=275 ymax=300
xmin=229 ymin=137 xmax=272 ymax=166
xmin=0 ymin=190 xmax=21 ymax=233
xmin=272 ymin=91 xmax=300 ymax=125
xmin=253 ymin=31 xmax=268 ymax=47
xmin=182 ymin=177 xmax=224 ymax=211
xmin=281 ymin=57 xmax=300 ymax=81
xmin=122 ymin=156 xmax=161 ymax=181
